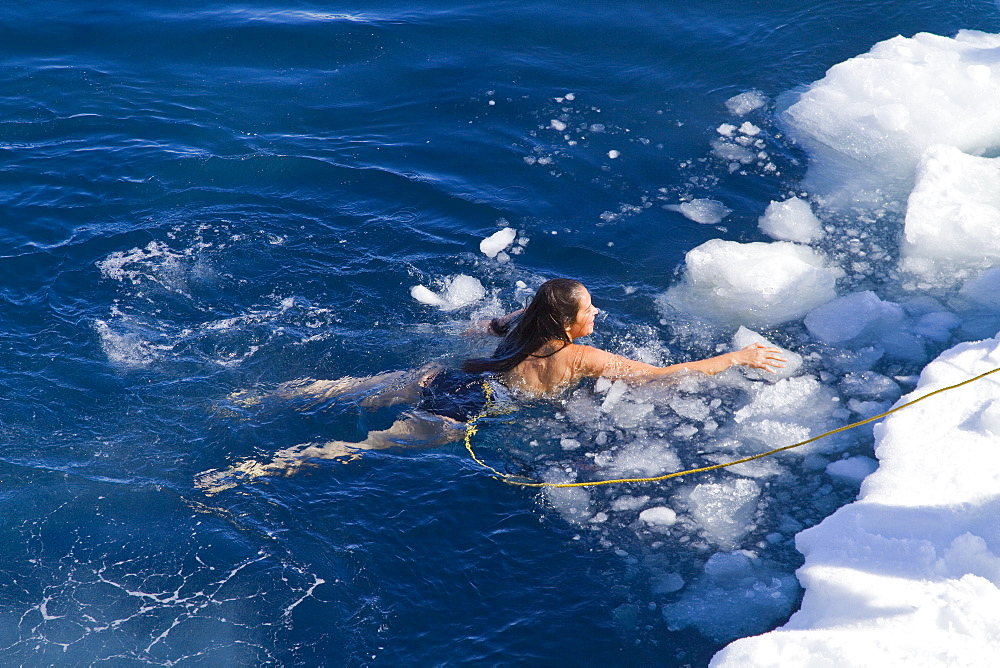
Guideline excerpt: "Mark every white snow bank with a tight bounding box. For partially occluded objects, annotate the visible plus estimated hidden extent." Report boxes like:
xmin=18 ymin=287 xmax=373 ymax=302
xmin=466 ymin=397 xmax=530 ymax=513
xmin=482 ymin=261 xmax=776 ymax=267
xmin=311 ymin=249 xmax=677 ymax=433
xmin=410 ymin=274 xmax=485 ymax=310
xmin=713 ymin=333 xmax=1000 ymax=667
xmin=900 ymin=145 xmax=1000 ymax=287
xmin=782 ymin=30 xmax=1000 ymax=208
xmin=660 ymin=240 xmax=842 ymax=327
xmin=758 ymin=197 xmax=823 ymax=243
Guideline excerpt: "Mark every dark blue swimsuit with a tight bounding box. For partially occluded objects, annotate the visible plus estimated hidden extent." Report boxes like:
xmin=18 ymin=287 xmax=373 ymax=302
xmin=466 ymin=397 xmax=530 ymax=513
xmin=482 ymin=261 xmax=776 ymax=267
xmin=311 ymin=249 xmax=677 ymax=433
xmin=417 ymin=370 xmax=506 ymax=422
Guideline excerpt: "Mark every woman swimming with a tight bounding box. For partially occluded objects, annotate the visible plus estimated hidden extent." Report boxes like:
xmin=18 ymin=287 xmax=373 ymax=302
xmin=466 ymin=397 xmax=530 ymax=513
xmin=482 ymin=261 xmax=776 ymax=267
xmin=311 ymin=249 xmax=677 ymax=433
xmin=196 ymin=278 xmax=785 ymax=493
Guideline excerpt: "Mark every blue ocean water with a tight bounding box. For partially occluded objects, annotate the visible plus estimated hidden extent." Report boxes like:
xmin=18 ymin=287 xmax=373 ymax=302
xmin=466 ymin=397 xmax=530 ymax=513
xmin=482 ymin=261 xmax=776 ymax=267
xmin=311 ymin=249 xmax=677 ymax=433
xmin=2 ymin=1 xmax=999 ymax=665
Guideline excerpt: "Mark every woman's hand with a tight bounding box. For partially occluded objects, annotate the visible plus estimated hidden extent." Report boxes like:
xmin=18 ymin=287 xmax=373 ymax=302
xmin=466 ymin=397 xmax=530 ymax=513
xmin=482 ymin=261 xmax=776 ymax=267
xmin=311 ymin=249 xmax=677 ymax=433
xmin=731 ymin=343 xmax=786 ymax=373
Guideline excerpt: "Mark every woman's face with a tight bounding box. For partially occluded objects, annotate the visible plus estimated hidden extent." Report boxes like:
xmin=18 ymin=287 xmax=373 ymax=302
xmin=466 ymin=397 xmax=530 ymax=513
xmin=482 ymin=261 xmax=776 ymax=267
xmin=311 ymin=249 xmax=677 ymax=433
xmin=566 ymin=288 xmax=598 ymax=340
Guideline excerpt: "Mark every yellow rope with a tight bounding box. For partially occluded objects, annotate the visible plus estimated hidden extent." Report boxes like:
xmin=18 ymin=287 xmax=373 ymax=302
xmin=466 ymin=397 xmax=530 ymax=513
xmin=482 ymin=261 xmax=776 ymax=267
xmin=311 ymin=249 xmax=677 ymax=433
xmin=465 ymin=366 xmax=1000 ymax=489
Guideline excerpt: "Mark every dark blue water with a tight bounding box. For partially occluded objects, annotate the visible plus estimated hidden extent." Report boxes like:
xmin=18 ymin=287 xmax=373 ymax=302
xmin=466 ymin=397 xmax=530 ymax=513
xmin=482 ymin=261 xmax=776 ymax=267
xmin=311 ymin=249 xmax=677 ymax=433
xmin=2 ymin=1 xmax=998 ymax=665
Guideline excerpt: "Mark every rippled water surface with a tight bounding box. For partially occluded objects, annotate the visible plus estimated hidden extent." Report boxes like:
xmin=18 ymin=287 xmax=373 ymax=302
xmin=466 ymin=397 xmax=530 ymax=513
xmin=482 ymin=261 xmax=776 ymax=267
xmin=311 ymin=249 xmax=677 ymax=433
xmin=2 ymin=1 xmax=998 ymax=665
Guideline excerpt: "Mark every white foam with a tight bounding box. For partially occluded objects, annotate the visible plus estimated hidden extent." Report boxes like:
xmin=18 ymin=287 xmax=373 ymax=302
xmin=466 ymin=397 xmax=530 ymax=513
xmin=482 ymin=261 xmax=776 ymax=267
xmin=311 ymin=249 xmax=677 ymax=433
xmin=758 ymin=197 xmax=823 ymax=243
xmin=660 ymin=240 xmax=842 ymax=327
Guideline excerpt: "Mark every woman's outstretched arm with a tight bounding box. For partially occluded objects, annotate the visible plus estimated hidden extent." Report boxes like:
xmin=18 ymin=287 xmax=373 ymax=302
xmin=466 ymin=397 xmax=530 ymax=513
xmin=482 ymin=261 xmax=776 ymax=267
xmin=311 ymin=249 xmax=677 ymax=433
xmin=576 ymin=342 xmax=786 ymax=381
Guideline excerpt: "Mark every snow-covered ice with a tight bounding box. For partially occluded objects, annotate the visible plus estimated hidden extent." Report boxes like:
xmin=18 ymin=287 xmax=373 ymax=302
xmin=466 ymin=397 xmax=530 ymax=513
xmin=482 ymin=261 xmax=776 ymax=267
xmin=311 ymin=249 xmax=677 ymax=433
xmin=713 ymin=334 xmax=1000 ymax=667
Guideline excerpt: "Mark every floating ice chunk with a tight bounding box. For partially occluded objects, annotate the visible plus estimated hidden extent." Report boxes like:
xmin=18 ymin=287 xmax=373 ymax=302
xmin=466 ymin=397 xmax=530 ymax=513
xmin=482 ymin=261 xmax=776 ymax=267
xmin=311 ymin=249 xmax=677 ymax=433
xmin=600 ymin=379 xmax=629 ymax=411
xmin=598 ymin=439 xmax=679 ymax=479
xmin=639 ymin=506 xmax=678 ymax=527
xmin=758 ymin=197 xmax=823 ymax=243
xmin=550 ymin=119 xmax=567 ymax=131
xmin=959 ymin=267 xmax=1000 ymax=310
xmin=651 ymin=572 xmax=685 ymax=594
xmin=611 ymin=401 xmax=654 ymax=429
xmin=899 ymin=145 xmax=1000 ymax=285
xmin=717 ymin=123 xmax=737 ymax=137
xmin=847 ymin=398 xmax=892 ymax=419
xmin=911 ymin=310 xmax=961 ymax=341
xmin=607 ymin=149 xmax=620 ymax=159
xmin=726 ymin=90 xmax=768 ymax=116
xmin=731 ymin=326 xmax=803 ymax=382
xmin=611 ymin=495 xmax=650 ymax=512
xmin=480 ymin=227 xmax=517 ymax=259
xmin=410 ymin=275 xmax=486 ymax=311
xmin=560 ymin=438 xmax=581 ymax=450
xmin=665 ymin=199 xmax=732 ymax=225
xmin=781 ymin=31 xmax=1000 ymax=207
xmin=738 ymin=419 xmax=811 ymax=452
xmin=660 ymin=240 xmax=842 ymax=327
xmin=712 ymin=140 xmax=756 ymax=164
xmin=826 ymin=456 xmax=878 ymax=483
xmin=839 ymin=370 xmax=901 ymax=402
xmin=804 ymin=291 xmax=904 ymax=344
xmin=739 ymin=122 xmax=761 ymax=136
xmin=687 ymin=479 xmax=760 ymax=549
xmin=542 ymin=468 xmax=591 ymax=523
xmin=733 ymin=376 xmax=839 ymax=444
xmin=663 ymin=550 xmax=799 ymax=642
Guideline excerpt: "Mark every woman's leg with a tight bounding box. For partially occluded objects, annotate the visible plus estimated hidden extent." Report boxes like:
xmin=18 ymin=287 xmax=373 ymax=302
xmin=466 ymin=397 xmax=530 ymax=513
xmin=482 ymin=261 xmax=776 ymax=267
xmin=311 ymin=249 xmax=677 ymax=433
xmin=195 ymin=410 xmax=462 ymax=494
xmin=272 ymin=363 xmax=442 ymax=409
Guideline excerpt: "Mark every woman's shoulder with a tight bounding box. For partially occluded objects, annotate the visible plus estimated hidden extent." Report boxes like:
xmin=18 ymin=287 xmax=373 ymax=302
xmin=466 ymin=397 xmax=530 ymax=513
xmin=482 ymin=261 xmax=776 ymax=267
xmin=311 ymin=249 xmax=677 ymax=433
xmin=560 ymin=343 xmax=615 ymax=374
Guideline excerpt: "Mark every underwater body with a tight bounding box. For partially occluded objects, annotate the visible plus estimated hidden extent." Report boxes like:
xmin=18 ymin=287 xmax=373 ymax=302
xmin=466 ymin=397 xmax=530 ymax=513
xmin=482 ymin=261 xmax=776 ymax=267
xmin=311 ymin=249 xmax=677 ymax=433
xmin=4 ymin=0 xmax=1000 ymax=665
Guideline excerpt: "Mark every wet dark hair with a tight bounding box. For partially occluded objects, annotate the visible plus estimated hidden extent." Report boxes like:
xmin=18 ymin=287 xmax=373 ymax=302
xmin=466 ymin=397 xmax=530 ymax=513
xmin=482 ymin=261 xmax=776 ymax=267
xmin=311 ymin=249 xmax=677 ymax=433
xmin=463 ymin=278 xmax=584 ymax=374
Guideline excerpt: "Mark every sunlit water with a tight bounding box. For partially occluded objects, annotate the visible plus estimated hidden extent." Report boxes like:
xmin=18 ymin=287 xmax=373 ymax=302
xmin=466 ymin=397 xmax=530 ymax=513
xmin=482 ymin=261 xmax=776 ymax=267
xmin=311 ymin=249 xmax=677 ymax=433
xmin=2 ymin=1 xmax=999 ymax=665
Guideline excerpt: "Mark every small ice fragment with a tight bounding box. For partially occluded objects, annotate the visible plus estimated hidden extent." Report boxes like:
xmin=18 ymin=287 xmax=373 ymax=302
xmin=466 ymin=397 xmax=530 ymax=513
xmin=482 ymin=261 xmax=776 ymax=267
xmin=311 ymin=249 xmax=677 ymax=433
xmin=550 ymin=119 xmax=567 ymax=131
xmin=826 ymin=456 xmax=878 ymax=483
xmin=560 ymin=438 xmax=582 ymax=450
xmin=608 ymin=150 xmax=620 ymax=159
xmin=717 ymin=123 xmax=737 ymax=136
xmin=410 ymin=275 xmax=486 ymax=311
xmin=480 ymin=227 xmax=517 ymax=258
xmin=739 ymin=122 xmax=761 ymax=136
xmin=640 ymin=507 xmax=678 ymax=527
xmin=725 ymin=90 xmax=767 ymax=116
xmin=666 ymin=199 xmax=732 ymax=225
xmin=611 ymin=495 xmax=650 ymax=511
xmin=731 ymin=326 xmax=802 ymax=382
xmin=409 ymin=285 xmax=447 ymax=307
xmin=758 ymin=197 xmax=823 ymax=243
